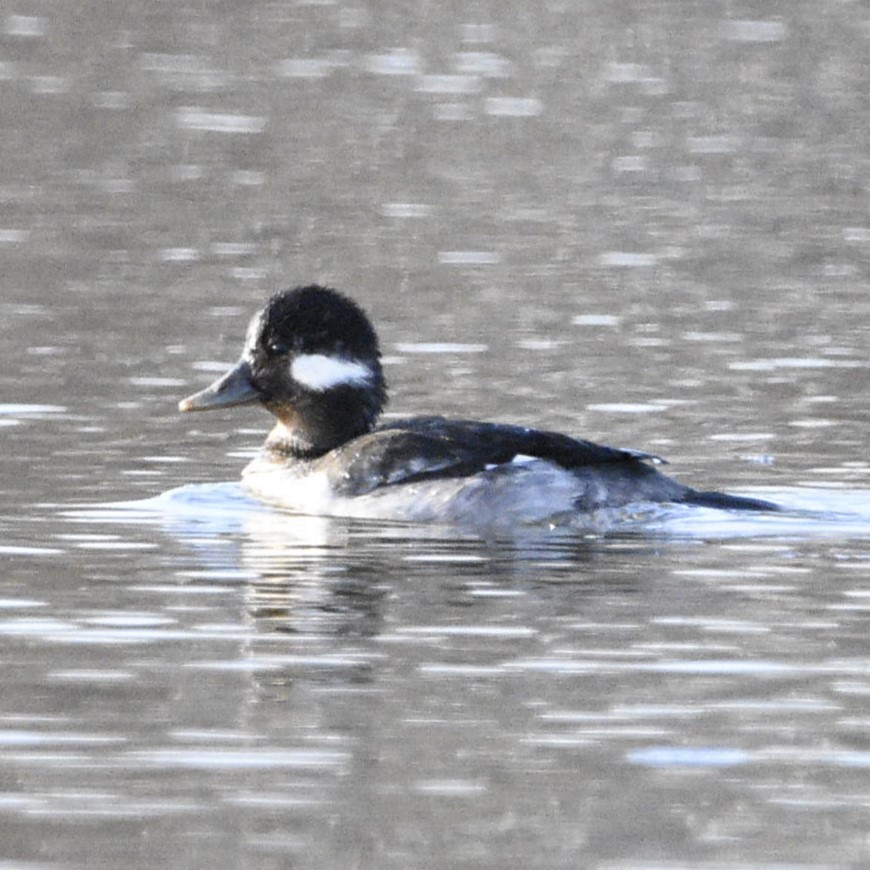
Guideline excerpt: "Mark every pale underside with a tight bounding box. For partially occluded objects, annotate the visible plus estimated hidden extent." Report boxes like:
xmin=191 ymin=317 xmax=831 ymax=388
xmin=241 ymin=453 xmax=646 ymax=531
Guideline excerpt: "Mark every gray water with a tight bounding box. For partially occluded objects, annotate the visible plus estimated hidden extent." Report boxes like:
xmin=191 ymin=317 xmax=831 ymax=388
xmin=3 ymin=2 xmax=870 ymax=868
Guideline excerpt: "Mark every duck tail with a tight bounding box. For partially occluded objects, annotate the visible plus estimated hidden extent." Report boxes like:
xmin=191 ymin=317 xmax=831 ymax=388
xmin=681 ymin=490 xmax=780 ymax=512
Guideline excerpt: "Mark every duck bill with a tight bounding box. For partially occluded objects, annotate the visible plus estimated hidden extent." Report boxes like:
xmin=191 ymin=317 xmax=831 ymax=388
xmin=178 ymin=359 xmax=260 ymax=412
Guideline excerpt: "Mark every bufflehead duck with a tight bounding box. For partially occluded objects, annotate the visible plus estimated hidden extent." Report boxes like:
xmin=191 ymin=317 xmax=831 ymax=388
xmin=178 ymin=285 xmax=777 ymax=526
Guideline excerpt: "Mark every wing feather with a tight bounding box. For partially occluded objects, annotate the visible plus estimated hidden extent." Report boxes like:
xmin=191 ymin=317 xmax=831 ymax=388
xmin=321 ymin=416 xmax=657 ymax=497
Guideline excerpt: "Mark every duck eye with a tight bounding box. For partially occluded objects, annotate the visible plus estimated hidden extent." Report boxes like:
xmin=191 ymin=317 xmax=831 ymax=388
xmin=267 ymin=340 xmax=289 ymax=355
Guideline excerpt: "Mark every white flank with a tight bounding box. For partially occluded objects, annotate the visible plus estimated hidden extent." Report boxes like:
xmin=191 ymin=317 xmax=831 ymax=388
xmin=484 ymin=455 xmax=541 ymax=471
xmin=290 ymin=354 xmax=373 ymax=391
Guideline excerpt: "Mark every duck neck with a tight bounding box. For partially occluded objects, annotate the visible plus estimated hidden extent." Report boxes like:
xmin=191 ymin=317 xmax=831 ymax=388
xmin=264 ymin=383 xmax=386 ymax=459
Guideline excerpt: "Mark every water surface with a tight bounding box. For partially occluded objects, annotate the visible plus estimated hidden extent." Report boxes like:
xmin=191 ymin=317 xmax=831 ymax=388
xmin=3 ymin=1 xmax=870 ymax=868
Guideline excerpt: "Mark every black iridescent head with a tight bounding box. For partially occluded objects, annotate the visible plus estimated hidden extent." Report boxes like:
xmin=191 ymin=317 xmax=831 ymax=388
xmin=253 ymin=284 xmax=381 ymax=362
xmin=179 ymin=285 xmax=388 ymax=457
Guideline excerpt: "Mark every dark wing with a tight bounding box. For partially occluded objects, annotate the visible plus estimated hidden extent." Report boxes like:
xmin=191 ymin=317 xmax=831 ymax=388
xmin=320 ymin=416 xmax=661 ymax=497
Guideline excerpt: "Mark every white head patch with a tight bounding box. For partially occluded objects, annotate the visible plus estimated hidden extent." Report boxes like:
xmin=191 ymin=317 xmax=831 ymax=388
xmin=244 ymin=311 xmax=265 ymax=358
xmin=290 ymin=354 xmax=373 ymax=392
